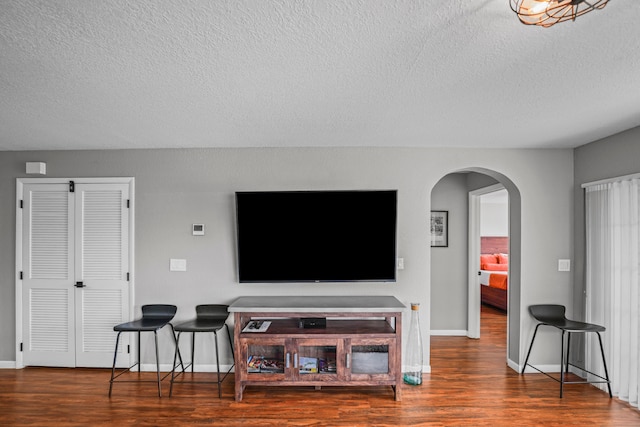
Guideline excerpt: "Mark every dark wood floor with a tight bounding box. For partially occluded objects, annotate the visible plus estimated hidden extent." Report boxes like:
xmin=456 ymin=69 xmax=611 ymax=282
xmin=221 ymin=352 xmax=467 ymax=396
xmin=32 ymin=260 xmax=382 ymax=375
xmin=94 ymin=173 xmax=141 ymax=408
xmin=1 ymin=305 xmax=639 ymax=426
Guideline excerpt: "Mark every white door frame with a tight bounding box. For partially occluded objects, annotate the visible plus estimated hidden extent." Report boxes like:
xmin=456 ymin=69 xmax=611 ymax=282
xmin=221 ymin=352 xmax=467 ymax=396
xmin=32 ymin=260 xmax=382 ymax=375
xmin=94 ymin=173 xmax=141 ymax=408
xmin=467 ymin=184 xmax=506 ymax=339
xmin=15 ymin=177 xmax=135 ymax=368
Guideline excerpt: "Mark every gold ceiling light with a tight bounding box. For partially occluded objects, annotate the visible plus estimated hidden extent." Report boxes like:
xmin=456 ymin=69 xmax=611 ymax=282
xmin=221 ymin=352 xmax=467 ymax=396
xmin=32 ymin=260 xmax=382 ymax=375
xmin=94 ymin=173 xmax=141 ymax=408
xmin=510 ymin=0 xmax=610 ymax=27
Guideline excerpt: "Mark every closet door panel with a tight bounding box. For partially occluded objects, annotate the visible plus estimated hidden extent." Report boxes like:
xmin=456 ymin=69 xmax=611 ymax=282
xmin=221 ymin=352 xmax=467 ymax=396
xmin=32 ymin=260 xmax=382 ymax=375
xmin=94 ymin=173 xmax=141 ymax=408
xmin=22 ymin=184 xmax=75 ymax=367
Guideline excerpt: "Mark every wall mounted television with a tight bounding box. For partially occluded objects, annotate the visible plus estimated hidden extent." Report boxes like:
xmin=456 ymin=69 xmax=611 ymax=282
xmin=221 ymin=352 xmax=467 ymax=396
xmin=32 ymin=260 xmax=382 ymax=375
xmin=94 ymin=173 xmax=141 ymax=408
xmin=235 ymin=190 xmax=397 ymax=283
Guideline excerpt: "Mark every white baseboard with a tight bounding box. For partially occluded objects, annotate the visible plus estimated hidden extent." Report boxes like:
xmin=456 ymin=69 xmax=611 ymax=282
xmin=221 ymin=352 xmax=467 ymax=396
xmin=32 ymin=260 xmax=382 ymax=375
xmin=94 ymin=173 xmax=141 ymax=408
xmin=521 ymin=363 xmax=562 ymax=374
xmin=429 ymin=330 xmax=468 ymax=336
xmin=401 ymin=364 xmax=431 ymax=374
xmin=140 ymin=363 xmax=235 ymax=373
xmin=507 ymin=358 xmax=520 ymax=373
xmin=0 ymin=361 xmax=235 ymax=372
xmin=0 ymin=361 xmax=17 ymax=369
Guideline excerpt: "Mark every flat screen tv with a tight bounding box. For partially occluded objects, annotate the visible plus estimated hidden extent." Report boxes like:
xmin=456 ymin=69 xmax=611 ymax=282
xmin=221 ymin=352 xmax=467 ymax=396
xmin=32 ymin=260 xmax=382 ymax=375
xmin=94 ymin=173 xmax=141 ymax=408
xmin=235 ymin=190 xmax=397 ymax=283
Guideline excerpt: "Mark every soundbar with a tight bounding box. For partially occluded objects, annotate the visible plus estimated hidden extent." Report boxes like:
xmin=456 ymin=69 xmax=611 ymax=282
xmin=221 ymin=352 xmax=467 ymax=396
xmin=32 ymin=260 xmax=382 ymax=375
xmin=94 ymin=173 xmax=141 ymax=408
xmin=299 ymin=317 xmax=327 ymax=329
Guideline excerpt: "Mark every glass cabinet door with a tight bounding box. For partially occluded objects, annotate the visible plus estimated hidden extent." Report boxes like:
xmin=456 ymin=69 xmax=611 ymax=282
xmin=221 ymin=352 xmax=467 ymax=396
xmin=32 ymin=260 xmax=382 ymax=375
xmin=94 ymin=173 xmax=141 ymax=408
xmin=351 ymin=344 xmax=389 ymax=374
xmin=246 ymin=341 xmax=286 ymax=376
xmin=298 ymin=345 xmax=337 ymax=375
xmin=295 ymin=338 xmax=343 ymax=379
xmin=348 ymin=339 xmax=395 ymax=379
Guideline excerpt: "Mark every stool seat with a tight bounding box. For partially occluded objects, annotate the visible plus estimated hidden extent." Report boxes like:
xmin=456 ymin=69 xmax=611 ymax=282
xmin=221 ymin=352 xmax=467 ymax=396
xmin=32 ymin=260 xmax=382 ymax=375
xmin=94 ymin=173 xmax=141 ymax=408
xmin=528 ymin=305 xmax=606 ymax=333
xmin=174 ymin=318 xmax=227 ymax=333
xmin=536 ymin=318 xmax=605 ymax=333
xmin=114 ymin=317 xmax=177 ymax=332
xmin=523 ymin=304 xmax=611 ymax=398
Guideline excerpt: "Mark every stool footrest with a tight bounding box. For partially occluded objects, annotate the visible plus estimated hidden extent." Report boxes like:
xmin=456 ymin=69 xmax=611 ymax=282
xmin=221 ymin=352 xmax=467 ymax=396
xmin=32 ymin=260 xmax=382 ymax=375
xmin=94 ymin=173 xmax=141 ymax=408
xmin=524 ymin=362 xmax=611 ymax=385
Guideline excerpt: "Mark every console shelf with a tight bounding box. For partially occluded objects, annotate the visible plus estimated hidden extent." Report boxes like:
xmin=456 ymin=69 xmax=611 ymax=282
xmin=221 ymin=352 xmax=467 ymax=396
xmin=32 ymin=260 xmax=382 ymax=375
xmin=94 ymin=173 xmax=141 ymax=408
xmin=229 ymin=296 xmax=405 ymax=401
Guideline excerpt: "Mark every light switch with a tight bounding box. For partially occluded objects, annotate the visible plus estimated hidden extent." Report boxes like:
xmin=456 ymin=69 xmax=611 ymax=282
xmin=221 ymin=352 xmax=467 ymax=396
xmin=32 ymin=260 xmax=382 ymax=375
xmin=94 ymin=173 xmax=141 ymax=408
xmin=397 ymin=258 xmax=404 ymax=270
xmin=558 ymin=259 xmax=570 ymax=272
xmin=170 ymin=259 xmax=187 ymax=271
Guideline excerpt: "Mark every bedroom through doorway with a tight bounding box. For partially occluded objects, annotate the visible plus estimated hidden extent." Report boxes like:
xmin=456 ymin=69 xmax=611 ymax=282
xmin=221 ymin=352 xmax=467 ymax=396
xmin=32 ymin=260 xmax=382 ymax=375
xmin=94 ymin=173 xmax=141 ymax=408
xmin=477 ymin=188 xmax=509 ymax=335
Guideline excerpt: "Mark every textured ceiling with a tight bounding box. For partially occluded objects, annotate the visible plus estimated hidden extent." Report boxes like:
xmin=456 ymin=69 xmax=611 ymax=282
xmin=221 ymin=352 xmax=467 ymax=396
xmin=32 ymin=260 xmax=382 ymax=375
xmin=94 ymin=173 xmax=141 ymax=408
xmin=1 ymin=0 xmax=639 ymax=151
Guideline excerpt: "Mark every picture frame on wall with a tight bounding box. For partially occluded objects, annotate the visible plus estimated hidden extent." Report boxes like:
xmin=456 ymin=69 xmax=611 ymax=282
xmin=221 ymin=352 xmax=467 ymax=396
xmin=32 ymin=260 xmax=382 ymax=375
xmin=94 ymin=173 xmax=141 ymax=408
xmin=430 ymin=210 xmax=448 ymax=247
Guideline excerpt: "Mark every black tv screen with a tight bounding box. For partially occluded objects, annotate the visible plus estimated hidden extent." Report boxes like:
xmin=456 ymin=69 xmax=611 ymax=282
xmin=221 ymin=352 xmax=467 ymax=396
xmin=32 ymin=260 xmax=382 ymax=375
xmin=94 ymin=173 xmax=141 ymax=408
xmin=235 ymin=190 xmax=397 ymax=283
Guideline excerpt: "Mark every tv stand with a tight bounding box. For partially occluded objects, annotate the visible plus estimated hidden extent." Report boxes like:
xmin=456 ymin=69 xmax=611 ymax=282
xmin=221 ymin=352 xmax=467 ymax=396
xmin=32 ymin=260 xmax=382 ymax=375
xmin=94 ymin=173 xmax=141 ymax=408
xmin=229 ymin=296 xmax=405 ymax=401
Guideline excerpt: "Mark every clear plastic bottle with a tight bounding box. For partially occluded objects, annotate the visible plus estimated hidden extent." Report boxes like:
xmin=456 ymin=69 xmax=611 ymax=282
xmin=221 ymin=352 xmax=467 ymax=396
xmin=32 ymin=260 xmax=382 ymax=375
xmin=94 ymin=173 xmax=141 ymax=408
xmin=403 ymin=302 xmax=423 ymax=385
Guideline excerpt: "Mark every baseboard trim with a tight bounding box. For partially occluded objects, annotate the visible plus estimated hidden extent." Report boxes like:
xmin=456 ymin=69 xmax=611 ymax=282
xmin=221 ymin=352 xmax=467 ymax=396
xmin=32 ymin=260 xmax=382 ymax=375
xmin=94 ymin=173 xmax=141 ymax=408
xmin=0 ymin=361 xmax=17 ymax=369
xmin=430 ymin=330 xmax=467 ymax=336
xmin=507 ymin=358 xmax=520 ymax=373
xmin=521 ymin=363 xmax=562 ymax=374
xmin=140 ymin=363 xmax=235 ymax=373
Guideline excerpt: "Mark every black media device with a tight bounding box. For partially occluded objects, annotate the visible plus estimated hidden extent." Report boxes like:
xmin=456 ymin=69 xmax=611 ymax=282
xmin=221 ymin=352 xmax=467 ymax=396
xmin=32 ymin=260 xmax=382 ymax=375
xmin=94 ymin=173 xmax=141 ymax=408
xmin=235 ymin=190 xmax=398 ymax=283
xmin=299 ymin=318 xmax=327 ymax=329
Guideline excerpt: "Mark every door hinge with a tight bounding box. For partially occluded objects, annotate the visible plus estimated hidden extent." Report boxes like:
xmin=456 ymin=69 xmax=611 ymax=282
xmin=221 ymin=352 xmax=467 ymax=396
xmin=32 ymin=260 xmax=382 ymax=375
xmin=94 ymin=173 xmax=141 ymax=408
xmin=20 ymin=271 xmax=23 ymax=280
xmin=20 ymin=200 xmax=23 ymax=208
xmin=20 ymin=342 xmax=23 ymax=352
xmin=127 ymin=199 xmax=130 ymax=208
xmin=126 ymin=272 xmax=130 ymax=281
xmin=69 ymin=181 xmax=75 ymax=192
xmin=127 ymin=345 xmax=130 ymax=354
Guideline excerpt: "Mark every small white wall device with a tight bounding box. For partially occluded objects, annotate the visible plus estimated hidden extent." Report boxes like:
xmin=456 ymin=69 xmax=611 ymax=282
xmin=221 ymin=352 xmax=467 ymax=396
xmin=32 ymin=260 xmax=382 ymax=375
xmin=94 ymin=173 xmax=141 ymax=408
xmin=192 ymin=224 xmax=205 ymax=236
xmin=26 ymin=162 xmax=47 ymax=175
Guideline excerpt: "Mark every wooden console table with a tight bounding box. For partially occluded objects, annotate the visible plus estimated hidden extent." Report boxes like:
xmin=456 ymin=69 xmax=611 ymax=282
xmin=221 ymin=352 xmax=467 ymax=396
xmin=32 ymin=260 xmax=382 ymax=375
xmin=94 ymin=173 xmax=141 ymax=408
xmin=229 ymin=296 xmax=405 ymax=401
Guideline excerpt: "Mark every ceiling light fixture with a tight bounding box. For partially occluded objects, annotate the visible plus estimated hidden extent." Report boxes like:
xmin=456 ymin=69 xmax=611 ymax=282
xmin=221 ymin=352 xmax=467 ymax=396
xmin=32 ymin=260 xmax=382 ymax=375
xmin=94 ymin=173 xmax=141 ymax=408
xmin=510 ymin=0 xmax=610 ymax=27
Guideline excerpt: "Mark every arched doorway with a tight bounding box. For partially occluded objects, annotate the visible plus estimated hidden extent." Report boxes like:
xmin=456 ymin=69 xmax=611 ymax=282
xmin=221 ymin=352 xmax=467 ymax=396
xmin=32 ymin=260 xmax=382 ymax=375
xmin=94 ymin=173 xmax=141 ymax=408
xmin=430 ymin=168 xmax=522 ymax=370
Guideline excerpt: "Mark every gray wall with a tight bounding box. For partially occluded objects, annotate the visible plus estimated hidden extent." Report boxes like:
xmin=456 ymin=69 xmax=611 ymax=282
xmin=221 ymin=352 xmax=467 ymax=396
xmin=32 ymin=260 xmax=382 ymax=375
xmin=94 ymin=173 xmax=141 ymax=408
xmin=430 ymin=173 xmax=468 ymax=332
xmin=0 ymin=146 xmax=574 ymax=370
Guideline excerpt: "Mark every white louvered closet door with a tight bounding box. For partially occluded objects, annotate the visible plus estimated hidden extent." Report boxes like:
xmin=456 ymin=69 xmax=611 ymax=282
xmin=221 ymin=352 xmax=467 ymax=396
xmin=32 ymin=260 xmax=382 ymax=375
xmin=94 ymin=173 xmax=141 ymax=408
xmin=74 ymin=183 xmax=130 ymax=368
xmin=22 ymin=182 xmax=130 ymax=368
xmin=22 ymin=184 xmax=75 ymax=367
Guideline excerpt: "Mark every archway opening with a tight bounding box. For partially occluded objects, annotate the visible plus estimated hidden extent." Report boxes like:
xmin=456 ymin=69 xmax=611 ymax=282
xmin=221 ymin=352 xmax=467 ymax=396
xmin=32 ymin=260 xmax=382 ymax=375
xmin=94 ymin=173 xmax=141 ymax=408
xmin=429 ymin=168 xmax=522 ymax=370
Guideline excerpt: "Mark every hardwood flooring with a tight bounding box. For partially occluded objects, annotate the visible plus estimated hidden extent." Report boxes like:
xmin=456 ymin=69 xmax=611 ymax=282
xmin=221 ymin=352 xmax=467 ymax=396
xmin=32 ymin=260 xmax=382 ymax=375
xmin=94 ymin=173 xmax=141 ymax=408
xmin=1 ymin=305 xmax=639 ymax=426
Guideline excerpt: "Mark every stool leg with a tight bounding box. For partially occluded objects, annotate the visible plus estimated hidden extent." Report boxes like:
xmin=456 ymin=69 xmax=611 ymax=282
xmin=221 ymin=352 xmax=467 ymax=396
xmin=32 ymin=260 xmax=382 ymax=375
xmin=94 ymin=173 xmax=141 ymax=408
xmin=225 ymin=323 xmax=235 ymax=364
xmin=170 ymin=331 xmax=182 ymax=397
xmin=596 ymin=332 xmax=613 ymax=398
xmin=522 ymin=323 xmax=542 ymax=373
xmin=214 ymin=330 xmax=221 ymax=398
xmin=109 ymin=331 xmax=122 ymax=397
xmin=566 ymin=332 xmax=571 ymax=375
xmin=169 ymin=324 xmax=185 ymax=372
xmin=154 ymin=330 xmax=161 ymax=397
xmin=137 ymin=331 xmax=141 ymax=373
xmin=559 ymin=330 xmax=566 ymax=398
xmin=191 ymin=332 xmax=196 ymax=373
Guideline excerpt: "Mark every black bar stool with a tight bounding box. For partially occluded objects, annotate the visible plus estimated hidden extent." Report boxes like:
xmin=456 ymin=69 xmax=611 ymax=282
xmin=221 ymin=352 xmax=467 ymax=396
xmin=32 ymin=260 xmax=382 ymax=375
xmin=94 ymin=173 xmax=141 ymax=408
xmin=169 ymin=304 xmax=235 ymax=398
xmin=109 ymin=304 xmax=184 ymax=397
xmin=522 ymin=304 xmax=612 ymax=398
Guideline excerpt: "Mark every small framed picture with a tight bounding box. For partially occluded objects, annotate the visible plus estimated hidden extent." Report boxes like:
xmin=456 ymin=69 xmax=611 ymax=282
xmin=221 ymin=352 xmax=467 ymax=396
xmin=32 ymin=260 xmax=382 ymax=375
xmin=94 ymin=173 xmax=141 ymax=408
xmin=430 ymin=211 xmax=448 ymax=247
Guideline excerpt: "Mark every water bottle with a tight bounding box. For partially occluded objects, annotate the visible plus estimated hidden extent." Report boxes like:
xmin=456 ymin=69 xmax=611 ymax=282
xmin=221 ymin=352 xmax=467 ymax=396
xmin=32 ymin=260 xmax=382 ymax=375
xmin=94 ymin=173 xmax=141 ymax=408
xmin=403 ymin=302 xmax=423 ymax=385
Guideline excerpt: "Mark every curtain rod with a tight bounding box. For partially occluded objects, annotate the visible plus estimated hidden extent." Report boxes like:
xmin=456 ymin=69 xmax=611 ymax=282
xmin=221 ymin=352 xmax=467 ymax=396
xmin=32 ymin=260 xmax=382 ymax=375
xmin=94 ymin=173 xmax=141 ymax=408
xmin=582 ymin=172 xmax=640 ymax=188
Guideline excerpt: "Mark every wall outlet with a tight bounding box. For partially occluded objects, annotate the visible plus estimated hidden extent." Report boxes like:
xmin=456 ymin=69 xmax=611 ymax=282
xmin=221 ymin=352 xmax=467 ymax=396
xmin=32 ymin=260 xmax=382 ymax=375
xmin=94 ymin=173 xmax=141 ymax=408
xmin=558 ymin=259 xmax=570 ymax=272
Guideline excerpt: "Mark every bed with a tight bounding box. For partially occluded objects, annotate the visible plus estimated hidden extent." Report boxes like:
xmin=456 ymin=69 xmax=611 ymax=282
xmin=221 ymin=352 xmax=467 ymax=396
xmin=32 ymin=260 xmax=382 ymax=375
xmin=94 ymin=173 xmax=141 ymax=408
xmin=480 ymin=237 xmax=509 ymax=311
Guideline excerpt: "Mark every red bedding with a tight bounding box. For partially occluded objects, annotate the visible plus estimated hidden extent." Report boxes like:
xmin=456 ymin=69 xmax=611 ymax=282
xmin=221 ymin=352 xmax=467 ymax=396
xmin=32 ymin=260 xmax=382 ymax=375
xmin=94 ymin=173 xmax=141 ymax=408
xmin=480 ymin=249 xmax=509 ymax=311
xmin=489 ymin=273 xmax=508 ymax=290
xmin=480 ymin=253 xmax=509 ymax=290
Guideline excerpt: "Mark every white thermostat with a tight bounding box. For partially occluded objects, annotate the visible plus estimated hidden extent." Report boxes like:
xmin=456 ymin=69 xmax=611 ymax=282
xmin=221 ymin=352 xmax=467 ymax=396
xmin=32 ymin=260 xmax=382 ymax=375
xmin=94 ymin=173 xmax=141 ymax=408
xmin=192 ymin=224 xmax=205 ymax=236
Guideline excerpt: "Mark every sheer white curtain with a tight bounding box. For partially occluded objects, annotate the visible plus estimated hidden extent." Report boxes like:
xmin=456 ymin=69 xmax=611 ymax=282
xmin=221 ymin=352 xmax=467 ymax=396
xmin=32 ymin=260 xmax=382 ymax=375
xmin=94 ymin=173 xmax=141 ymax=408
xmin=584 ymin=177 xmax=640 ymax=408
